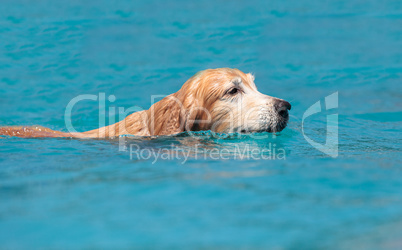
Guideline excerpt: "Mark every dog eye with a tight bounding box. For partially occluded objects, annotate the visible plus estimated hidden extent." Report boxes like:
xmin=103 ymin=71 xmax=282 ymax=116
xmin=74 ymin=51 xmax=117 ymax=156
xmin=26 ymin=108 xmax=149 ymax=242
xmin=227 ymin=88 xmax=239 ymax=95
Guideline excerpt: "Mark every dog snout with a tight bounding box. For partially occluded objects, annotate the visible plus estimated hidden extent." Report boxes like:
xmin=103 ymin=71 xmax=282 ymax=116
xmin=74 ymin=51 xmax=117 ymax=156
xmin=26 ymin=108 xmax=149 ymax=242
xmin=274 ymin=100 xmax=291 ymax=118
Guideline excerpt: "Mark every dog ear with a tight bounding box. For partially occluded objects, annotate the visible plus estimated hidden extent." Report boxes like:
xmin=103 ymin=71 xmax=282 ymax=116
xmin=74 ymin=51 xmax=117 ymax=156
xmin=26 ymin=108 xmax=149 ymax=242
xmin=147 ymin=94 xmax=197 ymax=135
xmin=247 ymin=73 xmax=255 ymax=82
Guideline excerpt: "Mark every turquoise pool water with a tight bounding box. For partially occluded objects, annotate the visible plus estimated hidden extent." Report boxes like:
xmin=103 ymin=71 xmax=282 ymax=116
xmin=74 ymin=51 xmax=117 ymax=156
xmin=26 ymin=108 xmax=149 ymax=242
xmin=1 ymin=0 xmax=402 ymax=248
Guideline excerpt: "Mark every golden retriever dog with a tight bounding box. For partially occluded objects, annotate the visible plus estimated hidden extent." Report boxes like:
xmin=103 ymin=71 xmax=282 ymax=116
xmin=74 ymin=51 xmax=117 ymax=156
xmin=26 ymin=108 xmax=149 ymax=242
xmin=0 ymin=68 xmax=291 ymax=138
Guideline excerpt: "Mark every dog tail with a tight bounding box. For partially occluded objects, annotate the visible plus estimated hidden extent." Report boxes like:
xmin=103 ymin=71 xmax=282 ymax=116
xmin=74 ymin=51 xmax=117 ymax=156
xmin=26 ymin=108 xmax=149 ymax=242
xmin=0 ymin=126 xmax=81 ymax=138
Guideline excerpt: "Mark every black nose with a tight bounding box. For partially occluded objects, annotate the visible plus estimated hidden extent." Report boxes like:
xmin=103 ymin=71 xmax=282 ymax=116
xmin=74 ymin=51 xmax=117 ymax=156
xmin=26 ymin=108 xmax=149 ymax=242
xmin=275 ymin=100 xmax=291 ymax=118
xmin=275 ymin=100 xmax=291 ymax=111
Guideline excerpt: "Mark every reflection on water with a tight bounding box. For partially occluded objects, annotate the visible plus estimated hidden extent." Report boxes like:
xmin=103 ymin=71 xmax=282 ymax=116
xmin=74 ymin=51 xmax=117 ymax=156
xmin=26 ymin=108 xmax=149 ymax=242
xmin=118 ymin=131 xmax=289 ymax=163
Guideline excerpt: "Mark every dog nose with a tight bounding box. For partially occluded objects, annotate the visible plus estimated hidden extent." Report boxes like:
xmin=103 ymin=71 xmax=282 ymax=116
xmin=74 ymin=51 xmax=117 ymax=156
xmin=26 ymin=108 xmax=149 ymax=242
xmin=275 ymin=100 xmax=291 ymax=111
xmin=274 ymin=100 xmax=291 ymax=118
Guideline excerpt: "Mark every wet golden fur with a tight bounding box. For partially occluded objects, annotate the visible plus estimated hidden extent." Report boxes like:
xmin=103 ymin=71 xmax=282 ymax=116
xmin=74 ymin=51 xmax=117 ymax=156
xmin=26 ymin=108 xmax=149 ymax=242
xmin=0 ymin=68 xmax=290 ymax=138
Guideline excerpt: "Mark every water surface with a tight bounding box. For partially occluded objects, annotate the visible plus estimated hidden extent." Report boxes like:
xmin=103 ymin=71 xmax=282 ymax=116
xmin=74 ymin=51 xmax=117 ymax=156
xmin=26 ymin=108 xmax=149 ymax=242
xmin=1 ymin=0 xmax=402 ymax=248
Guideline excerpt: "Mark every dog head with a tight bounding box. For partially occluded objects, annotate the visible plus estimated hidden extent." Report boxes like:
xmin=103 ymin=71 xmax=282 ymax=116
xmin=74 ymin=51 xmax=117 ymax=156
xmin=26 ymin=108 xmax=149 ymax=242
xmin=149 ymin=68 xmax=291 ymax=135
